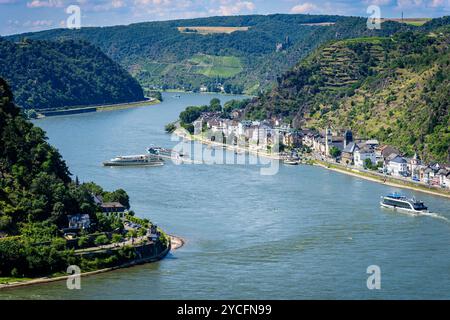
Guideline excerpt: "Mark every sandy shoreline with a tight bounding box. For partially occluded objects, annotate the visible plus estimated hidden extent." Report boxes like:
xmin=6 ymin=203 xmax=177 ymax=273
xmin=169 ymin=234 xmax=185 ymax=250
xmin=0 ymin=235 xmax=185 ymax=290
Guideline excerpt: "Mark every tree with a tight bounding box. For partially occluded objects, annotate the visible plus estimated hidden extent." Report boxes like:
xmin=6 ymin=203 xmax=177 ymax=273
xmin=112 ymin=234 xmax=123 ymax=243
xmin=165 ymin=122 xmax=176 ymax=133
xmin=103 ymin=189 xmax=130 ymax=210
xmin=209 ymin=98 xmax=222 ymax=112
xmin=364 ymin=158 xmax=374 ymax=170
xmin=329 ymin=146 xmax=341 ymax=159
xmin=94 ymin=234 xmax=109 ymax=246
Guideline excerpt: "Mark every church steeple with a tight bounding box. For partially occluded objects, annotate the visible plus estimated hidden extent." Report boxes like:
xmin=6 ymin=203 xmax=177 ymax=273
xmin=325 ymin=125 xmax=332 ymax=156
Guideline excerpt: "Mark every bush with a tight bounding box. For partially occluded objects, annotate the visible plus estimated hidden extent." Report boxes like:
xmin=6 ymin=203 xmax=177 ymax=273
xmin=165 ymin=122 xmax=176 ymax=133
xmin=94 ymin=235 xmax=110 ymax=246
xmin=126 ymin=230 xmax=138 ymax=239
xmin=112 ymin=234 xmax=123 ymax=243
xmin=77 ymin=236 xmax=89 ymax=248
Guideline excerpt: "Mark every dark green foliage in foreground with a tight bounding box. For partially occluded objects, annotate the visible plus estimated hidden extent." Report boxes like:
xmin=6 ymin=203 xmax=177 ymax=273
xmin=0 ymin=38 xmax=144 ymax=110
xmin=0 ymin=78 xmax=138 ymax=277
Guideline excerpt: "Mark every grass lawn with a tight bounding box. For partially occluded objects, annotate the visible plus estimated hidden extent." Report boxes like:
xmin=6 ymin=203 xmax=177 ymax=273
xmin=381 ymin=18 xmax=431 ymax=26
xmin=0 ymin=277 xmax=32 ymax=285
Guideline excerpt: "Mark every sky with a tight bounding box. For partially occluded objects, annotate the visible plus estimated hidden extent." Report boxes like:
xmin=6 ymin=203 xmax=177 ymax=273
xmin=0 ymin=0 xmax=449 ymax=35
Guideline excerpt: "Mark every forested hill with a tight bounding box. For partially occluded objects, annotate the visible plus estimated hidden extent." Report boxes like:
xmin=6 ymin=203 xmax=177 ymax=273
xmin=0 ymin=78 xmax=138 ymax=276
xmin=0 ymin=77 xmax=79 ymax=233
xmin=0 ymin=38 xmax=144 ymax=110
xmin=243 ymin=26 xmax=450 ymax=163
xmin=7 ymin=14 xmax=413 ymax=94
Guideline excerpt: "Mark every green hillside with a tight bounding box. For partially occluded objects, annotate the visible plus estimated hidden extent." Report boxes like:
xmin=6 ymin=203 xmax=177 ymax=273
xmin=243 ymin=28 xmax=450 ymax=163
xmin=8 ymin=14 xmax=414 ymax=94
xmin=0 ymin=78 xmax=143 ymax=277
xmin=0 ymin=38 xmax=144 ymax=110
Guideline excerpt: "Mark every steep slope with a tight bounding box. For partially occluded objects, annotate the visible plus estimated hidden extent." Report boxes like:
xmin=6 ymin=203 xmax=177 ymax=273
xmin=0 ymin=77 xmax=87 ymax=232
xmin=243 ymin=31 xmax=450 ymax=163
xmin=7 ymin=14 xmax=413 ymax=94
xmin=0 ymin=38 xmax=144 ymax=110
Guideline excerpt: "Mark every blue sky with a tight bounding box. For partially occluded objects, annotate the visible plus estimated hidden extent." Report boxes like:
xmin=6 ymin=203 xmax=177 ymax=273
xmin=1 ymin=0 xmax=449 ymax=35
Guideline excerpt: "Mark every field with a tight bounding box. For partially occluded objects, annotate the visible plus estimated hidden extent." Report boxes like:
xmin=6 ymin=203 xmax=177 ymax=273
xmin=177 ymin=26 xmax=249 ymax=34
xmin=189 ymin=54 xmax=243 ymax=78
xmin=300 ymin=22 xmax=335 ymax=26
xmin=381 ymin=18 xmax=431 ymax=26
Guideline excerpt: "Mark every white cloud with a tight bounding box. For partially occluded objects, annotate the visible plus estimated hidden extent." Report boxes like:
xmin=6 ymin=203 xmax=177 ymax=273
xmin=26 ymin=0 xmax=64 ymax=8
xmin=363 ymin=0 xmax=392 ymax=5
xmin=396 ymin=0 xmax=423 ymax=8
xmin=290 ymin=2 xmax=318 ymax=13
xmin=429 ymin=0 xmax=450 ymax=7
xmin=209 ymin=1 xmax=256 ymax=16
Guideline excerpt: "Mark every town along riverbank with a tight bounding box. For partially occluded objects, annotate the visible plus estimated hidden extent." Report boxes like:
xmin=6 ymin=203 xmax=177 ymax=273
xmin=175 ymin=129 xmax=282 ymax=161
xmin=175 ymin=129 xmax=450 ymax=199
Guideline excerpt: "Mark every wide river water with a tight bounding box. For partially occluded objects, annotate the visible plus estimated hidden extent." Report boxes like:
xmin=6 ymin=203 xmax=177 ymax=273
xmin=1 ymin=92 xmax=450 ymax=299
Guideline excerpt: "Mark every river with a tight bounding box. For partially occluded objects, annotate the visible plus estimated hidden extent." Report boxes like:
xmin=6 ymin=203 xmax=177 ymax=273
xmin=1 ymin=92 xmax=450 ymax=299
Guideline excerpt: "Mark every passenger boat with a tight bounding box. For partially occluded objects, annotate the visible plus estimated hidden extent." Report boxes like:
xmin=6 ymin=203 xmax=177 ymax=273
xmin=380 ymin=193 xmax=428 ymax=214
xmin=283 ymin=159 xmax=299 ymax=165
xmin=103 ymin=154 xmax=164 ymax=167
xmin=147 ymin=145 xmax=187 ymax=159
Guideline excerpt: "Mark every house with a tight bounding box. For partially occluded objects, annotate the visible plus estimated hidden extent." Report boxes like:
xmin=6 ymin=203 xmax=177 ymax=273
xmin=279 ymin=129 xmax=302 ymax=148
xmin=386 ymin=155 xmax=408 ymax=177
xmin=420 ymin=166 xmax=435 ymax=184
xmin=92 ymin=194 xmax=103 ymax=205
xmin=365 ymin=139 xmax=379 ymax=148
xmin=100 ymin=202 xmax=126 ymax=218
xmin=445 ymin=172 xmax=450 ymax=190
xmin=437 ymin=168 xmax=449 ymax=187
xmin=301 ymin=130 xmax=317 ymax=148
xmin=376 ymin=145 xmax=400 ymax=163
xmin=354 ymin=145 xmax=376 ymax=168
xmin=67 ymin=214 xmax=91 ymax=230
xmin=341 ymin=142 xmax=357 ymax=165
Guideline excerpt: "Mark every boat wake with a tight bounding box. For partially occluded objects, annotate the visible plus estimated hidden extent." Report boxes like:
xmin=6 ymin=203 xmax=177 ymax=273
xmin=420 ymin=212 xmax=450 ymax=223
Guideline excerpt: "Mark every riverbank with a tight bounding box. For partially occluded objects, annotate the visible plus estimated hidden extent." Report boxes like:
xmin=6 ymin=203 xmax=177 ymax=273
xmin=175 ymin=129 xmax=282 ymax=160
xmin=0 ymin=235 xmax=184 ymax=290
xmin=314 ymin=160 xmax=450 ymax=199
xmin=175 ymin=130 xmax=450 ymax=199
xmin=36 ymin=98 xmax=160 ymax=118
